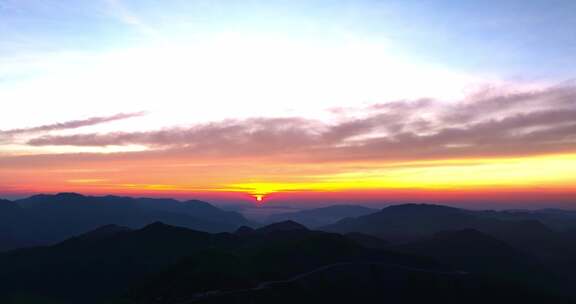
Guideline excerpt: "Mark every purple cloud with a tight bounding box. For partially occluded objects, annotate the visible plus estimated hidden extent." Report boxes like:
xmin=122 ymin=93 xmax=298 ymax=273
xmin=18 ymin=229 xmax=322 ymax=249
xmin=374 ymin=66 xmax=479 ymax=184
xmin=23 ymin=86 xmax=576 ymax=162
xmin=0 ymin=111 xmax=146 ymax=137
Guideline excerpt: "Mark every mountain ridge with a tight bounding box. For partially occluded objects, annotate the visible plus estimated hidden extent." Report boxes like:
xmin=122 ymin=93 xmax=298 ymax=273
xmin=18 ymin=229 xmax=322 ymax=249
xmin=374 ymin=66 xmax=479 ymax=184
xmin=267 ymin=205 xmax=378 ymax=228
xmin=0 ymin=193 xmax=251 ymax=251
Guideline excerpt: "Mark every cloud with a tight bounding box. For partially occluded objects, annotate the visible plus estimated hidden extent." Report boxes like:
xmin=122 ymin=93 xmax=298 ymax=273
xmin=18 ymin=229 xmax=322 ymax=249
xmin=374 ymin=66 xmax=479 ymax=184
xmin=23 ymin=85 xmax=576 ymax=162
xmin=103 ymin=0 xmax=158 ymax=35
xmin=1 ymin=111 xmax=145 ymax=137
xmin=27 ymin=117 xmax=322 ymax=154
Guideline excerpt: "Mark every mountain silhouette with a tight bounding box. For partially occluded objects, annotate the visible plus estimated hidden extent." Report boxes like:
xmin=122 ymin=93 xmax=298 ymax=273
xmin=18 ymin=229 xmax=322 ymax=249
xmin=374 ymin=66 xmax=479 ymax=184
xmin=1 ymin=218 xmax=575 ymax=303
xmin=267 ymin=205 xmax=377 ymax=228
xmin=322 ymin=203 xmax=558 ymax=244
xmin=0 ymin=221 xmax=243 ymax=302
xmin=73 ymin=224 xmax=132 ymax=240
xmin=3 ymin=197 xmax=576 ymax=303
xmin=393 ymin=229 xmax=548 ymax=277
xmin=255 ymin=220 xmax=309 ymax=234
xmin=0 ymin=193 xmax=251 ymax=250
xmin=0 ymin=221 xmax=434 ymax=303
xmin=235 ymin=225 xmax=256 ymax=236
xmin=476 ymin=208 xmax=576 ymax=231
xmin=0 ymin=199 xmax=32 ymax=251
xmin=344 ymin=232 xmax=389 ymax=249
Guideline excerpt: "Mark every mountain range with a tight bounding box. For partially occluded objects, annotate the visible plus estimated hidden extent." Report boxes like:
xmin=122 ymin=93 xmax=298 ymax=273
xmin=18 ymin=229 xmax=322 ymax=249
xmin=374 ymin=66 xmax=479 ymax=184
xmin=267 ymin=205 xmax=378 ymax=228
xmin=0 ymin=193 xmax=251 ymax=250
xmin=1 ymin=220 xmax=571 ymax=304
xmin=4 ymin=195 xmax=576 ymax=303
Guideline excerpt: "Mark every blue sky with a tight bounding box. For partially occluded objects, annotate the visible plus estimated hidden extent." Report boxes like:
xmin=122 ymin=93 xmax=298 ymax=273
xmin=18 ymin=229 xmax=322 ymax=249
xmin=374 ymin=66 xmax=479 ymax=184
xmin=0 ymin=0 xmax=574 ymax=138
xmin=1 ymin=0 xmax=574 ymax=80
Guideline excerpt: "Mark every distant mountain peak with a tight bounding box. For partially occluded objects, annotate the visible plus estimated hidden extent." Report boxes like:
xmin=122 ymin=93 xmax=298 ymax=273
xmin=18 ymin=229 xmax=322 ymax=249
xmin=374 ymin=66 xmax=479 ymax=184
xmin=383 ymin=203 xmax=461 ymax=212
xmin=0 ymin=198 xmax=16 ymax=207
xmin=76 ymin=224 xmax=131 ymax=240
xmin=377 ymin=204 xmax=465 ymax=217
xmin=235 ymin=226 xmax=255 ymax=235
xmin=142 ymin=221 xmax=173 ymax=230
xmin=257 ymin=220 xmax=309 ymax=234
xmin=182 ymin=199 xmax=220 ymax=210
xmin=55 ymin=192 xmax=86 ymax=198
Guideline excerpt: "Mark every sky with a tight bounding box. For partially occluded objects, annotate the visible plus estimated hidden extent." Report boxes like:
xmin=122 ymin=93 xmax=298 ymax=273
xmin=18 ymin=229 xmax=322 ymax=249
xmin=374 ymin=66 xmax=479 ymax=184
xmin=1 ymin=0 xmax=575 ymax=207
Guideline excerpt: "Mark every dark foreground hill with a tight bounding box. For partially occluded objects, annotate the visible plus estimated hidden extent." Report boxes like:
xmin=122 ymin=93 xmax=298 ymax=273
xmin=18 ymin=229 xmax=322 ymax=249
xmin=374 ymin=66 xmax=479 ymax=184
xmin=0 ymin=199 xmax=27 ymax=251
xmin=0 ymin=220 xmax=573 ymax=304
xmin=0 ymin=193 xmax=250 ymax=250
xmin=323 ymin=203 xmax=576 ymax=295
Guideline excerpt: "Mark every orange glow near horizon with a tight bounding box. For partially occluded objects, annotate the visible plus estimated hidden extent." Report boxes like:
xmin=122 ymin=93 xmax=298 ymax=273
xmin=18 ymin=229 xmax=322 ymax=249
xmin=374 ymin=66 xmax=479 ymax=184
xmin=1 ymin=152 xmax=576 ymax=205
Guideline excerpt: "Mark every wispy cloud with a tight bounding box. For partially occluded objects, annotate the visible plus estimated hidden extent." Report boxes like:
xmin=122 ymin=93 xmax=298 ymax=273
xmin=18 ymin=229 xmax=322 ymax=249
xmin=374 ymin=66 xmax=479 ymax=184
xmin=103 ymin=0 xmax=158 ymax=35
xmin=25 ymin=86 xmax=576 ymax=162
xmin=1 ymin=111 xmax=145 ymax=137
